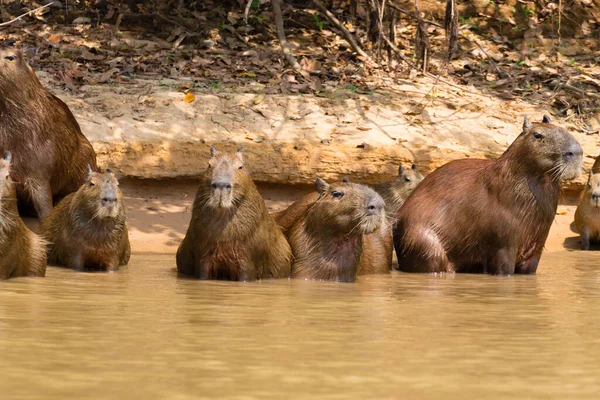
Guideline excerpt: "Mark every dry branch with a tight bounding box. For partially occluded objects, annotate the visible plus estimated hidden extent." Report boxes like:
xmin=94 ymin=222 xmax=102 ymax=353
xmin=313 ymin=0 xmax=374 ymax=64
xmin=0 ymin=2 xmax=53 ymax=27
xmin=271 ymin=0 xmax=301 ymax=71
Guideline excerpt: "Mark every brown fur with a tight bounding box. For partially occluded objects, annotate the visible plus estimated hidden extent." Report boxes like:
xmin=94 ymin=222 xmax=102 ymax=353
xmin=0 ymin=152 xmax=46 ymax=279
xmin=374 ymin=164 xmax=424 ymax=215
xmin=394 ymin=116 xmax=582 ymax=275
xmin=275 ymin=179 xmax=386 ymax=282
xmin=0 ymin=46 xmax=97 ymax=220
xmin=38 ymin=168 xmax=130 ymax=272
xmin=575 ymin=172 xmax=600 ymax=250
xmin=176 ymin=147 xmax=291 ymax=281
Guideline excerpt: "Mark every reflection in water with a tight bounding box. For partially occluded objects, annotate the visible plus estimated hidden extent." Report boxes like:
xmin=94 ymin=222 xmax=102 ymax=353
xmin=1 ymin=252 xmax=600 ymax=399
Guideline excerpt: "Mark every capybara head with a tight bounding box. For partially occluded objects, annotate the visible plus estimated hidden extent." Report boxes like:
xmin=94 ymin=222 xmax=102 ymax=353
xmin=204 ymin=145 xmax=250 ymax=209
xmin=393 ymin=163 xmax=423 ymax=194
xmin=514 ymin=115 xmax=582 ymax=180
xmin=0 ymin=46 xmax=33 ymax=81
xmin=307 ymin=178 xmax=385 ymax=235
xmin=0 ymin=151 xmax=13 ymax=204
xmin=82 ymin=166 xmax=122 ymax=219
xmin=585 ymin=173 xmax=600 ymax=208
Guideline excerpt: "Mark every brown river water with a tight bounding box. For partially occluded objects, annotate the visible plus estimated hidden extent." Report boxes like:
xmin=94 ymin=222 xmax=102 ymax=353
xmin=1 ymin=251 xmax=600 ymax=399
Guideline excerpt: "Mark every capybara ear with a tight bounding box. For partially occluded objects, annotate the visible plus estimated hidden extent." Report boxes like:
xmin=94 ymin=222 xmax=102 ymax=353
xmin=342 ymin=177 xmax=350 ymax=183
xmin=315 ymin=177 xmax=329 ymax=194
xmin=3 ymin=151 xmax=11 ymax=163
xmin=523 ymin=116 xmax=531 ymax=131
xmin=3 ymin=40 xmax=16 ymax=47
xmin=398 ymin=165 xmax=405 ymax=176
xmin=87 ymin=164 xmax=93 ymax=178
xmin=210 ymin=145 xmax=217 ymax=157
xmin=411 ymin=163 xmax=417 ymax=170
xmin=236 ymin=147 xmax=244 ymax=163
xmin=542 ymin=115 xmax=552 ymax=124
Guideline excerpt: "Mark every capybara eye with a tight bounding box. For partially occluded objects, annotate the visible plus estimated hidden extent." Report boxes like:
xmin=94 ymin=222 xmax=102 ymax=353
xmin=238 ymin=166 xmax=243 ymax=170
xmin=89 ymin=182 xmax=95 ymax=187
xmin=533 ymin=133 xmax=544 ymax=140
xmin=332 ymin=191 xmax=344 ymax=199
xmin=4 ymin=56 xmax=15 ymax=61
xmin=405 ymin=177 xmax=411 ymax=182
xmin=4 ymin=175 xmax=8 ymax=180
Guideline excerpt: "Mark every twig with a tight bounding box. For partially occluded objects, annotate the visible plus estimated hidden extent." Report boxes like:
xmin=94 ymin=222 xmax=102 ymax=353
xmin=312 ymin=0 xmax=375 ymax=64
xmin=549 ymin=79 xmax=600 ymax=100
xmin=244 ymin=0 xmax=253 ymax=25
xmin=271 ymin=0 xmax=301 ymax=71
xmin=0 ymin=2 xmax=53 ymax=27
xmin=388 ymin=3 xmax=509 ymax=79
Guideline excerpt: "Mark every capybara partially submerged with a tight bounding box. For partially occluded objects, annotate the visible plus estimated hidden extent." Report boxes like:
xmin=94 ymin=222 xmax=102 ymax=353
xmin=0 ymin=151 xmax=46 ymax=279
xmin=0 ymin=45 xmax=97 ymax=220
xmin=38 ymin=167 xmax=130 ymax=272
xmin=275 ymin=178 xmax=386 ymax=282
xmin=176 ymin=146 xmax=291 ymax=281
xmin=374 ymin=164 xmax=424 ymax=215
xmin=575 ymin=172 xmax=600 ymax=250
xmin=394 ymin=115 xmax=582 ymax=275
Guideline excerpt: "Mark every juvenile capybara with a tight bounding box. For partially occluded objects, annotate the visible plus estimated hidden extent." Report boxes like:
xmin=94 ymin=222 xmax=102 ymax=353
xmin=176 ymin=146 xmax=291 ymax=281
xmin=575 ymin=172 xmax=600 ymax=250
xmin=38 ymin=167 xmax=130 ymax=272
xmin=0 ymin=151 xmax=47 ymax=279
xmin=0 ymin=45 xmax=97 ymax=220
xmin=374 ymin=164 xmax=424 ymax=215
xmin=394 ymin=115 xmax=582 ymax=275
xmin=275 ymin=178 xmax=386 ymax=282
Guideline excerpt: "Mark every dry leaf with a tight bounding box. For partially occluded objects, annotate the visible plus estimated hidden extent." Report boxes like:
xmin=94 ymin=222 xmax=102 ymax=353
xmin=184 ymin=93 xmax=196 ymax=103
xmin=253 ymin=94 xmax=265 ymax=105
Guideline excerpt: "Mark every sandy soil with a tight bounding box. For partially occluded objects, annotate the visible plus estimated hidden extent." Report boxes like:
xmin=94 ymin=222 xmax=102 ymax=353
xmin=24 ymin=179 xmax=583 ymax=257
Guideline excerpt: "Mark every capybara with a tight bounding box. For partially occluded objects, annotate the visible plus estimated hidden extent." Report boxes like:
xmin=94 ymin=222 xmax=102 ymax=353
xmin=394 ymin=115 xmax=582 ymax=275
xmin=0 ymin=151 xmax=46 ymax=279
xmin=0 ymin=45 xmax=97 ymax=220
xmin=575 ymin=172 xmax=600 ymax=250
xmin=38 ymin=167 xmax=130 ymax=272
xmin=275 ymin=178 xmax=386 ymax=282
xmin=176 ymin=146 xmax=291 ymax=281
xmin=374 ymin=164 xmax=424 ymax=215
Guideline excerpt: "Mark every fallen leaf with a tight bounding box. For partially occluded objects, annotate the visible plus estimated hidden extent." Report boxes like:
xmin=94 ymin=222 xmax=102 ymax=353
xmin=357 ymin=126 xmax=371 ymax=131
xmin=184 ymin=93 xmax=196 ymax=103
xmin=253 ymin=94 xmax=265 ymax=105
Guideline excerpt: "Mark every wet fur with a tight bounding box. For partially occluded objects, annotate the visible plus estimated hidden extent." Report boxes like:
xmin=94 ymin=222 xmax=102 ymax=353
xmin=38 ymin=171 xmax=130 ymax=271
xmin=274 ymin=181 xmax=386 ymax=282
xmin=176 ymin=149 xmax=291 ymax=281
xmin=575 ymin=172 xmax=600 ymax=250
xmin=394 ymin=119 xmax=582 ymax=275
xmin=0 ymin=156 xmax=46 ymax=279
xmin=0 ymin=47 xmax=97 ymax=220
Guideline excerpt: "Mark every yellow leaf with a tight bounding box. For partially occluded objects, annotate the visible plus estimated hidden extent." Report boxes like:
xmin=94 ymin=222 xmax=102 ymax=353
xmin=184 ymin=93 xmax=196 ymax=103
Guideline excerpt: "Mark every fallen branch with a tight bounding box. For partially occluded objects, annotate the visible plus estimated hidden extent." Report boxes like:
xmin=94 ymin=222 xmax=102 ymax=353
xmin=271 ymin=0 xmax=301 ymax=71
xmin=312 ymin=0 xmax=375 ymax=64
xmin=388 ymin=3 xmax=509 ymax=79
xmin=0 ymin=2 xmax=53 ymax=27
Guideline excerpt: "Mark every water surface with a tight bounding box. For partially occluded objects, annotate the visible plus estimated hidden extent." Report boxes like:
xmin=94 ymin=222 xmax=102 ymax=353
xmin=1 ymin=252 xmax=600 ymax=399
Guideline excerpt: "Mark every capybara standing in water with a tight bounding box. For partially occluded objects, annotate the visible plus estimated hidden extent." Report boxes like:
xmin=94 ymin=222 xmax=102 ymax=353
xmin=0 ymin=151 xmax=47 ymax=279
xmin=176 ymin=146 xmax=291 ymax=281
xmin=575 ymin=172 xmax=600 ymax=250
xmin=38 ymin=167 xmax=130 ymax=272
xmin=0 ymin=45 xmax=97 ymax=220
xmin=374 ymin=164 xmax=424 ymax=215
xmin=275 ymin=178 xmax=386 ymax=282
xmin=394 ymin=115 xmax=582 ymax=275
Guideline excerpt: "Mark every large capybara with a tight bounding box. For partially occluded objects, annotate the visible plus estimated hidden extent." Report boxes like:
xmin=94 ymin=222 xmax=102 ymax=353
xmin=394 ymin=115 xmax=583 ymax=275
xmin=176 ymin=146 xmax=291 ymax=281
xmin=0 ymin=44 xmax=97 ymax=220
xmin=575 ymin=171 xmax=600 ymax=250
xmin=275 ymin=178 xmax=386 ymax=282
xmin=374 ymin=164 xmax=424 ymax=215
xmin=0 ymin=151 xmax=47 ymax=279
xmin=38 ymin=167 xmax=130 ymax=272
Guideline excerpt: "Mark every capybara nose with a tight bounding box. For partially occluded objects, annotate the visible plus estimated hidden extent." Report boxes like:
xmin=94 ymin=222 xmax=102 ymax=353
xmin=593 ymin=193 xmax=600 ymax=201
xmin=564 ymin=142 xmax=583 ymax=160
xmin=101 ymin=197 xmax=117 ymax=205
xmin=366 ymin=197 xmax=385 ymax=215
xmin=211 ymin=181 xmax=232 ymax=191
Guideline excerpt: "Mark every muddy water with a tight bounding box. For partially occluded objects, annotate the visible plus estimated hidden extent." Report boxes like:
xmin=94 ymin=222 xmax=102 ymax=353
xmin=1 ymin=252 xmax=600 ymax=399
